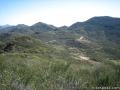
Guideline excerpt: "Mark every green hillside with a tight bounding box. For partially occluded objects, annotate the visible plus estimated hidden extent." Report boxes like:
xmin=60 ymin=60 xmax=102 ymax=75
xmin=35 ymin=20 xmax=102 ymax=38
xmin=0 ymin=16 xmax=120 ymax=90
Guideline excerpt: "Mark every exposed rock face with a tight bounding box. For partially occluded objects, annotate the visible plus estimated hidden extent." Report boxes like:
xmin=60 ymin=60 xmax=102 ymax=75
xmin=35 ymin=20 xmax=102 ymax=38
xmin=76 ymin=36 xmax=91 ymax=44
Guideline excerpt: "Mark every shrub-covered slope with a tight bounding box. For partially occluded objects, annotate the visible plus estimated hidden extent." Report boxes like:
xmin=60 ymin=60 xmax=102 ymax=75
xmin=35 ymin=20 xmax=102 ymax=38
xmin=0 ymin=16 xmax=120 ymax=90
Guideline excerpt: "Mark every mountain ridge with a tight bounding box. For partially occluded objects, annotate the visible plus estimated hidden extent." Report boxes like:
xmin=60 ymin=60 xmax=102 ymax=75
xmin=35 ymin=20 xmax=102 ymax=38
xmin=1 ymin=16 xmax=120 ymax=28
xmin=0 ymin=16 xmax=120 ymax=58
xmin=0 ymin=16 xmax=120 ymax=89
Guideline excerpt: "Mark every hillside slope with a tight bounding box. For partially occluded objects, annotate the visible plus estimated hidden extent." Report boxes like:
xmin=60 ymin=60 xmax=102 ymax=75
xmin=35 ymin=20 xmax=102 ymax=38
xmin=0 ymin=16 xmax=120 ymax=90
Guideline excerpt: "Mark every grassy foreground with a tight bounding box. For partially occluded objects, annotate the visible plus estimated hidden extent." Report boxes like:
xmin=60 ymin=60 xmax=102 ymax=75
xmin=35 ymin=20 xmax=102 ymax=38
xmin=0 ymin=52 xmax=120 ymax=90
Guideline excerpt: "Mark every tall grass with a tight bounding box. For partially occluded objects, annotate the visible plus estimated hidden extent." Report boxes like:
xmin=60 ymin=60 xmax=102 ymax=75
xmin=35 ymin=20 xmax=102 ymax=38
xmin=0 ymin=54 xmax=120 ymax=90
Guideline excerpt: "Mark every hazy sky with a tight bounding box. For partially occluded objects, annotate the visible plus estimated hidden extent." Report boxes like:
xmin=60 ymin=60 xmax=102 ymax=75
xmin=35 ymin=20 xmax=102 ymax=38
xmin=0 ymin=0 xmax=120 ymax=26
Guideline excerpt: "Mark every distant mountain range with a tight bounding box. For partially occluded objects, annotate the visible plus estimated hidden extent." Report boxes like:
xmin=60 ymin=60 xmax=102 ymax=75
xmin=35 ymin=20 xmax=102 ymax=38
xmin=0 ymin=16 xmax=120 ymax=59
xmin=0 ymin=16 xmax=120 ymax=89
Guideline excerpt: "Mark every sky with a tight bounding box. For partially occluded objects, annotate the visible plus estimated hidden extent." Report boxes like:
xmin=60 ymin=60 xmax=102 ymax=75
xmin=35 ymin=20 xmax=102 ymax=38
xmin=0 ymin=0 xmax=120 ymax=26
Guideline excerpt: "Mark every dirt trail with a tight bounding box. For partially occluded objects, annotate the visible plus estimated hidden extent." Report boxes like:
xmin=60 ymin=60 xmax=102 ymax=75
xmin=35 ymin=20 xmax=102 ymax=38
xmin=70 ymin=50 xmax=100 ymax=65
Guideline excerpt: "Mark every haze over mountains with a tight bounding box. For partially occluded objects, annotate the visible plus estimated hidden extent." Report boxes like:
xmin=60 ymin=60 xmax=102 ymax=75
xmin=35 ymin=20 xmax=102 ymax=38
xmin=0 ymin=16 xmax=120 ymax=90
